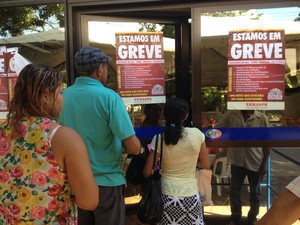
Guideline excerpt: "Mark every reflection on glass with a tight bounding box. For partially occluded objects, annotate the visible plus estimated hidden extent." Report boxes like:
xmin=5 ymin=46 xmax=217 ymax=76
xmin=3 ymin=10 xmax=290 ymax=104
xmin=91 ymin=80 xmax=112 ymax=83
xmin=87 ymin=21 xmax=175 ymax=125
xmin=200 ymin=7 xmax=300 ymax=127
xmin=88 ymin=21 xmax=175 ymax=91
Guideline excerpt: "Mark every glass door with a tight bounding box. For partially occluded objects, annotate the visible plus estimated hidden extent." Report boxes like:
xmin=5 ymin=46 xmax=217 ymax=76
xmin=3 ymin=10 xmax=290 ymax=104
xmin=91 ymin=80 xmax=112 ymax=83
xmin=193 ymin=3 xmax=300 ymax=215
xmin=81 ymin=15 xmax=176 ymax=127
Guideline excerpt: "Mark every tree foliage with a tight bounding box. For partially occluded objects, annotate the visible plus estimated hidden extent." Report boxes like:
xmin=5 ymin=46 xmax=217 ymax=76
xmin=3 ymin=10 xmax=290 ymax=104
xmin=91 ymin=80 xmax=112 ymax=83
xmin=0 ymin=4 xmax=64 ymax=37
xmin=139 ymin=23 xmax=158 ymax=32
xmin=139 ymin=23 xmax=175 ymax=38
xmin=161 ymin=25 xmax=175 ymax=39
xmin=139 ymin=10 xmax=263 ymax=38
xmin=202 ymin=10 xmax=246 ymax=17
xmin=201 ymin=87 xmax=226 ymax=112
xmin=295 ymin=12 xmax=300 ymax=21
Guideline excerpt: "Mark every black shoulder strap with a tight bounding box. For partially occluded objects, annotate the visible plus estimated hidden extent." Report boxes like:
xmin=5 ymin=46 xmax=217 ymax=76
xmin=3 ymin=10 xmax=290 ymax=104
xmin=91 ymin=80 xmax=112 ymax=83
xmin=152 ymin=134 xmax=159 ymax=170
xmin=159 ymin=133 xmax=163 ymax=171
xmin=152 ymin=133 xmax=163 ymax=172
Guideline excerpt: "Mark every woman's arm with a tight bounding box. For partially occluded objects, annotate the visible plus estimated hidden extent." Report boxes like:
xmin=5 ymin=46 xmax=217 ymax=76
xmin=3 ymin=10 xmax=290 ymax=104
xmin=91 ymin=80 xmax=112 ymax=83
xmin=143 ymin=150 xmax=155 ymax=178
xmin=256 ymin=188 xmax=300 ymax=225
xmin=143 ymin=135 xmax=161 ymax=178
xmin=197 ymin=142 xmax=210 ymax=170
xmin=51 ymin=126 xmax=99 ymax=210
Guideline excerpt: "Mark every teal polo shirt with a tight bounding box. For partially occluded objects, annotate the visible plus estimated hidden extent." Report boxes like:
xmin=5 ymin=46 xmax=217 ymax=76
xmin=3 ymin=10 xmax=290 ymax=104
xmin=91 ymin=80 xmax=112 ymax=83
xmin=58 ymin=77 xmax=135 ymax=186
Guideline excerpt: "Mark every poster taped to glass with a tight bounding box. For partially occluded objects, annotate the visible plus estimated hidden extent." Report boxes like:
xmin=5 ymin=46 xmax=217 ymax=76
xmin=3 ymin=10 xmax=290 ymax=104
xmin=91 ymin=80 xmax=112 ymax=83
xmin=115 ymin=32 xmax=166 ymax=105
xmin=227 ymin=29 xmax=285 ymax=110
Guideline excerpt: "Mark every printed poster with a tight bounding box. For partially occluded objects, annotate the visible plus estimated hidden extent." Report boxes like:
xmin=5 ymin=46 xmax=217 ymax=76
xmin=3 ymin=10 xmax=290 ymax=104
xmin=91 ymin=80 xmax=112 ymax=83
xmin=0 ymin=51 xmax=9 ymax=112
xmin=227 ymin=29 xmax=285 ymax=110
xmin=0 ymin=47 xmax=19 ymax=118
xmin=116 ymin=32 xmax=166 ymax=105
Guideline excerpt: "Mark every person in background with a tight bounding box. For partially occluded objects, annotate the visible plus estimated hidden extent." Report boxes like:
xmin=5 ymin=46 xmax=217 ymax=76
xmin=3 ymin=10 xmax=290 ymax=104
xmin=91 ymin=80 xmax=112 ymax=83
xmin=0 ymin=64 xmax=98 ymax=224
xmin=59 ymin=47 xmax=141 ymax=225
xmin=139 ymin=103 xmax=163 ymax=155
xmin=141 ymin=103 xmax=163 ymax=127
xmin=143 ymin=97 xmax=210 ymax=225
xmin=215 ymin=110 xmax=270 ymax=225
xmin=256 ymin=175 xmax=300 ymax=225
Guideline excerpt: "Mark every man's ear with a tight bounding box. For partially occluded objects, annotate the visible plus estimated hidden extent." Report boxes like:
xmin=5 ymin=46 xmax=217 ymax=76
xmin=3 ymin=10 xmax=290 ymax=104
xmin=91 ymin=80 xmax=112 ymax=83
xmin=96 ymin=66 xmax=102 ymax=77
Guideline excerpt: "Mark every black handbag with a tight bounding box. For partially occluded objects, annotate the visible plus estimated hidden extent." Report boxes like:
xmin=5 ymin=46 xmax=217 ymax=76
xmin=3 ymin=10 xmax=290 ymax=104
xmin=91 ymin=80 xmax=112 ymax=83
xmin=137 ymin=133 xmax=163 ymax=224
xmin=125 ymin=151 xmax=147 ymax=185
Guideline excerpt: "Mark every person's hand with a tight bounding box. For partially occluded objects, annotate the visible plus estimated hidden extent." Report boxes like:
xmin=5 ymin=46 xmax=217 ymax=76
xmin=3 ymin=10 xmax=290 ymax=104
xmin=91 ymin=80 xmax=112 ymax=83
xmin=259 ymin=163 xmax=268 ymax=176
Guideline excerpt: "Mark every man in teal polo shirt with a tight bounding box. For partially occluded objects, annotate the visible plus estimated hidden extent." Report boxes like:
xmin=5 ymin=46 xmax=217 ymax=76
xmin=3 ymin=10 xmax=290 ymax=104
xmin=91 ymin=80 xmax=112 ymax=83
xmin=59 ymin=46 xmax=141 ymax=225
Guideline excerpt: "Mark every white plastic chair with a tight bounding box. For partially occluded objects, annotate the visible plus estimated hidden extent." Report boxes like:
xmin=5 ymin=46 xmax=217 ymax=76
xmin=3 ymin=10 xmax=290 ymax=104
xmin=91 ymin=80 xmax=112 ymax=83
xmin=212 ymin=157 xmax=231 ymax=196
xmin=121 ymin=153 xmax=129 ymax=173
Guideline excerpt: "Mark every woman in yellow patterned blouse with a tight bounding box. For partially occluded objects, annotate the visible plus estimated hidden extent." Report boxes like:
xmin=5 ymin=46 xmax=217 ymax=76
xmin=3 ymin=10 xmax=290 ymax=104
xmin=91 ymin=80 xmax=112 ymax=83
xmin=143 ymin=97 xmax=210 ymax=225
xmin=0 ymin=64 xmax=98 ymax=225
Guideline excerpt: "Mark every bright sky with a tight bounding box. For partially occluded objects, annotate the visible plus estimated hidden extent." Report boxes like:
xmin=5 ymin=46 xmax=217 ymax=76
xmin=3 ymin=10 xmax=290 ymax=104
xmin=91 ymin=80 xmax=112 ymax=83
xmin=256 ymin=7 xmax=299 ymax=21
xmin=200 ymin=7 xmax=300 ymax=36
xmin=2 ymin=6 xmax=298 ymax=39
xmin=88 ymin=22 xmax=140 ymax=44
xmin=88 ymin=7 xmax=300 ymax=42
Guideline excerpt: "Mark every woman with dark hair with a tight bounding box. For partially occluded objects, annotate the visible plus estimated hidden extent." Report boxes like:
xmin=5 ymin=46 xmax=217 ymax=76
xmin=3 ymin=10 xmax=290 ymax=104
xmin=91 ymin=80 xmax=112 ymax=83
xmin=143 ymin=97 xmax=210 ymax=225
xmin=0 ymin=64 xmax=98 ymax=224
xmin=141 ymin=104 xmax=163 ymax=127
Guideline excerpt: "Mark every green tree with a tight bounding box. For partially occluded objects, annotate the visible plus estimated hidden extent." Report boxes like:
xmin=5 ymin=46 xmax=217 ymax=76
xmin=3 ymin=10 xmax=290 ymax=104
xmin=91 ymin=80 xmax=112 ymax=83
xmin=161 ymin=25 xmax=175 ymax=38
xmin=202 ymin=10 xmax=246 ymax=17
xmin=202 ymin=10 xmax=262 ymax=20
xmin=295 ymin=12 xmax=300 ymax=21
xmin=201 ymin=87 xmax=226 ymax=112
xmin=0 ymin=4 xmax=64 ymax=37
xmin=139 ymin=10 xmax=261 ymax=38
xmin=139 ymin=23 xmax=175 ymax=38
xmin=139 ymin=23 xmax=158 ymax=32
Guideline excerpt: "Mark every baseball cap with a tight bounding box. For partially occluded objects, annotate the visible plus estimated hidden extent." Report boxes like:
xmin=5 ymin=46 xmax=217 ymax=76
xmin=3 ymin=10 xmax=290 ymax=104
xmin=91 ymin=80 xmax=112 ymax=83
xmin=74 ymin=46 xmax=112 ymax=75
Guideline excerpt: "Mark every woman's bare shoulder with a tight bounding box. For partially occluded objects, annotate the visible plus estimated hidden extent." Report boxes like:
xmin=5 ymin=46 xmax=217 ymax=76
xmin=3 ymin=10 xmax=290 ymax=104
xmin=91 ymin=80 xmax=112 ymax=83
xmin=51 ymin=125 xmax=85 ymax=151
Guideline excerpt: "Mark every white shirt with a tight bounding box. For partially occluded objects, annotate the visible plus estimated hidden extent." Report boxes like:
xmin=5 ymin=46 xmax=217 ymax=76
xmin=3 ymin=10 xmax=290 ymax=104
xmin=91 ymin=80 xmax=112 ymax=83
xmin=216 ymin=110 xmax=269 ymax=171
xmin=286 ymin=176 xmax=300 ymax=198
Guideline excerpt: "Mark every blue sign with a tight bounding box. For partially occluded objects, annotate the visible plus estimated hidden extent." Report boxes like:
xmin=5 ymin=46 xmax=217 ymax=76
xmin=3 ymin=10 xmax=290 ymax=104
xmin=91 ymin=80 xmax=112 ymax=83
xmin=202 ymin=127 xmax=300 ymax=141
xmin=135 ymin=127 xmax=300 ymax=141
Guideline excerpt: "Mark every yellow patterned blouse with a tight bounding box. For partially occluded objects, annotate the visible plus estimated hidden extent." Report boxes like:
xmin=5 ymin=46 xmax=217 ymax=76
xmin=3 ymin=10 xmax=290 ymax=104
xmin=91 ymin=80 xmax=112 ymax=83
xmin=0 ymin=117 xmax=77 ymax=225
xmin=150 ymin=127 xmax=205 ymax=197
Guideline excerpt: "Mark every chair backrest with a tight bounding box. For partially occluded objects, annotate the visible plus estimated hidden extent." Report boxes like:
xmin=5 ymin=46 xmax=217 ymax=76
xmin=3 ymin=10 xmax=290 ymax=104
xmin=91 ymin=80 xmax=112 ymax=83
xmin=121 ymin=153 xmax=128 ymax=172
xmin=212 ymin=157 xmax=231 ymax=177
